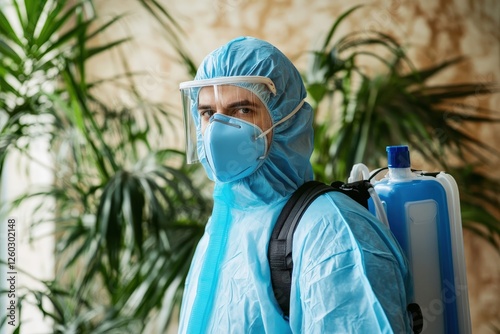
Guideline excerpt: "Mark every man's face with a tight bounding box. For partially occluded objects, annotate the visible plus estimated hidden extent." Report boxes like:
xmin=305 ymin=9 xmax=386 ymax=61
xmin=197 ymin=85 xmax=273 ymax=142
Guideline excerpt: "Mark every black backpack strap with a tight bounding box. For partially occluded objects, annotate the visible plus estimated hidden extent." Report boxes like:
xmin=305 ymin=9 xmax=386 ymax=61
xmin=330 ymin=180 xmax=372 ymax=209
xmin=268 ymin=181 xmax=333 ymax=318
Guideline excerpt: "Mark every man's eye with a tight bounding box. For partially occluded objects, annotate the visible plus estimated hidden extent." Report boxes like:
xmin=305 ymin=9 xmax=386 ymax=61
xmin=235 ymin=107 xmax=252 ymax=115
xmin=200 ymin=109 xmax=215 ymax=118
xmin=239 ymin=108 xmax=251 ymax=114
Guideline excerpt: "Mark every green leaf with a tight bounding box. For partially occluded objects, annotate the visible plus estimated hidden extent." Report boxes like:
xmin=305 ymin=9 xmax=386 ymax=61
xmin=0 ymin=5 xmax=23 ymax=46
xmin=85 ymin=37 xmax=131 ymax=60
xmin=322 ymin=4 xmax=364 ymax=50
xmin=0 ymin=38 xmax=23 ymax=63
xmin=35 ymin=1 xmax=83 ymax=48
xmin=23 ymin=0 xmax=46 ymax=39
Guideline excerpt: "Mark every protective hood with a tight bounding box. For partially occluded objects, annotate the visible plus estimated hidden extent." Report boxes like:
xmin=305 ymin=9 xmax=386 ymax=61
xmin=180 ymin=37 xmax=412 ymax=334
xmin=192 ymin=36 xmax=314 ymax=205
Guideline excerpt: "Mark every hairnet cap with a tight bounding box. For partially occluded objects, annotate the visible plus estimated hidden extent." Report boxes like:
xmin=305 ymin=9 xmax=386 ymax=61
xmin=194 ymin=36 xmax=307 ymax=126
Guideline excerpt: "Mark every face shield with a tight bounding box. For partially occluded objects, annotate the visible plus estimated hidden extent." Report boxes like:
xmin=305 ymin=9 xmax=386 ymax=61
xmin=180 ymin=76 xmax=280 ymax=182
xmin=180 ymin=76 xmax=276 ymax=163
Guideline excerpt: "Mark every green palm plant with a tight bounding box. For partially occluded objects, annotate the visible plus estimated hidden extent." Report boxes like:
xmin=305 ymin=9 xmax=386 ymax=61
xmin=0 ymin=0 xmax=129 ymax=174
xmin=304 ymin=5 xmax=500 ymax=247
xmin=1 ymin=0 xmax=209 ymax=332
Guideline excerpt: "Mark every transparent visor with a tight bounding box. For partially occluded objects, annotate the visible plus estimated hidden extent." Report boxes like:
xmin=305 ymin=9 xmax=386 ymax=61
xmin=180 ymin=77 xmax=276 ymax=164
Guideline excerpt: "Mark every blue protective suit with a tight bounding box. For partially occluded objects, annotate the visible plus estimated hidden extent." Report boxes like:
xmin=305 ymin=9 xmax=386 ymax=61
xmin=179 ymin=36 xmax=413 ymax=334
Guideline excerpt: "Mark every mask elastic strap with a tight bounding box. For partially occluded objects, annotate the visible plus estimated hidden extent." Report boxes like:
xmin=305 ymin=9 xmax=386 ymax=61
xmin=257 ymin=100 xmax=305 ymax=139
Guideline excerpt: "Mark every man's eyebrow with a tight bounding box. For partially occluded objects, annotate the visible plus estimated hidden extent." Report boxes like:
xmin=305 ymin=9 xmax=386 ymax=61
xmin=226 ymin=99 xmax=259 ymax=109
xmin=198 ymin=104 xmax=214 ymax=110
xmin=197 ymin=99 xmax=259 ymax=111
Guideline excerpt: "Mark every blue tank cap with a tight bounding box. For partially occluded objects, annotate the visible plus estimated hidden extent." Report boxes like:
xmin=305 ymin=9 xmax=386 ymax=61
xmin=387 ymin=145 xmax=411 ymax=168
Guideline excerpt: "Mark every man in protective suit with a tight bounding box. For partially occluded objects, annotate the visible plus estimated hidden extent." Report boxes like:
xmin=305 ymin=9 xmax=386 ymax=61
xmin=178 ymin=36 xmax=413 ymax=334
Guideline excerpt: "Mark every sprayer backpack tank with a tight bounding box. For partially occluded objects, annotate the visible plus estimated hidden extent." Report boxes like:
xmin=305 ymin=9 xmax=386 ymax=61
xmin=367 ymin=145 xmax=471 ymax=334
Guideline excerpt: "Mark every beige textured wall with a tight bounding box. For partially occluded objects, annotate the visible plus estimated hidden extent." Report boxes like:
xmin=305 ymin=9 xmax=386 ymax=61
xmin=90 ymin=0 xmax=500 ymax=332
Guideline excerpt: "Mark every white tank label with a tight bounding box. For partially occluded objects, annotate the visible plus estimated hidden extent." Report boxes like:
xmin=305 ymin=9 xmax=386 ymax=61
xmin=406 ymin=199 xmax=445 ymax=333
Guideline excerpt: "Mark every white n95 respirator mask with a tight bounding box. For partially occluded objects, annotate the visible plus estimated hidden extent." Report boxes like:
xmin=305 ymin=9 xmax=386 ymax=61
xmin=203 ymin=113 xmax=268 ymax=182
